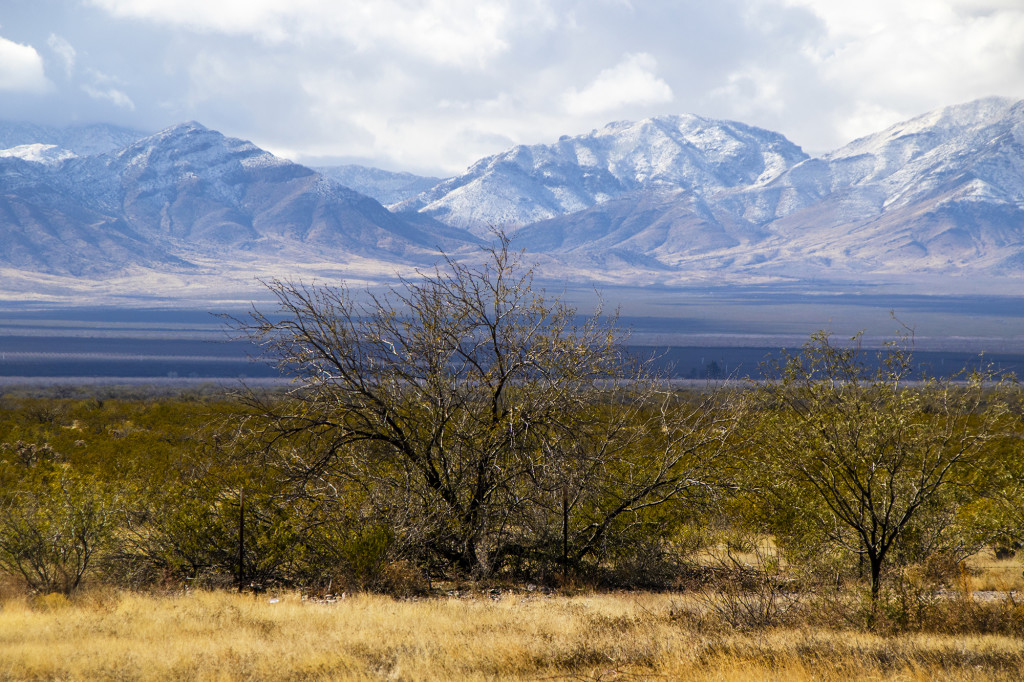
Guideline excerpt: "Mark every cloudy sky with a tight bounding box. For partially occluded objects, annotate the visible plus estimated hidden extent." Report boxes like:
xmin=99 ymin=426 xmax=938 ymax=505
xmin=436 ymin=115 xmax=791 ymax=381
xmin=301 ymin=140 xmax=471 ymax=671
xmin=2 ymin=0 xmax=1023 ymax=175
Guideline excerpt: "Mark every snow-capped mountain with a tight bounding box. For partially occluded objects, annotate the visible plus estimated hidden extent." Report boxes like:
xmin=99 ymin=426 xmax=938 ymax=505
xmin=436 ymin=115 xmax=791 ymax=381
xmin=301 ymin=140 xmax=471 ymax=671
xmin=404 ymin=98 xmax=1024 ymax=284
xmin=0 ymin=122 xmax=475 ymax=279
xmin=394 ymin=115 xmax=808 ymax=236
xmin=717 ymin=97 xmax=1024 ymax=277
xmin=104 ymin=123 xmax=471 ymax=256
xmin=1 ymin=98 xmax=1022 ymax=304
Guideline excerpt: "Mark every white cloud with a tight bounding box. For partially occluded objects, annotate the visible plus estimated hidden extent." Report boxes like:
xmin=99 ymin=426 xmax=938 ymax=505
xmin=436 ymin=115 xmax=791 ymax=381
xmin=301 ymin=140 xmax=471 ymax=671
xmin=9 ymin=0 xmax=1018 ymax=173
xmin=82 ymin=69 xmax=135 ymax=110
xmin=0 ymin=36 xmax=50 ymax=92
xmin=562 ymin=53 xmax=673 ymax=116
xmin=82 ymin=84 xmax=135 ymax=109
xmin=85 ymin=0 xmax=547 ymax=69
xmin=708 ymin=66 xmax=785 ymax=117
xmin=781 ymin=0 xmax=1024 ymax=135
xmin=47 ymin=34 xmax=77 ymax=78
xmin=87 ymin=0 xmax=304 ymax=39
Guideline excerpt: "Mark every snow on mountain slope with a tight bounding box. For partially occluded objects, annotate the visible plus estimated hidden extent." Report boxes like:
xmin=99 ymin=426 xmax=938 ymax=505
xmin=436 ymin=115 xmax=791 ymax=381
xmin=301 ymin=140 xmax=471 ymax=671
xmin=825 ymin=97 xmax=1020 ymax=189
xmin=103 ymin=123 xmax=475 ymax=257
xmin=316 ymin=164 xmax=443 ymax=205
xmin=0 ymin=144 xmax=77 ymax=165
xmin=0 ymin=154 xmax=186 ymax=277
xmin=0 ymin=121 xmax=148 ymax=159
xmin=722 ymin=97 xmax=1024 ymax=274
xmin=397 ymin=115 xmax=808 ymax=235
xmin=0 ymin=122 xmax=478 ymax=277
xmin=514 ymin=186 xmax=758 ymax=259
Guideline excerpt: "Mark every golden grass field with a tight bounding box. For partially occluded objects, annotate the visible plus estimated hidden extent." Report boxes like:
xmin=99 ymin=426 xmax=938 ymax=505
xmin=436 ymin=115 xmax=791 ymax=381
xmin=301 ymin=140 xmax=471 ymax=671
xmin=1 ymin=584 xmax=1023 ymax=681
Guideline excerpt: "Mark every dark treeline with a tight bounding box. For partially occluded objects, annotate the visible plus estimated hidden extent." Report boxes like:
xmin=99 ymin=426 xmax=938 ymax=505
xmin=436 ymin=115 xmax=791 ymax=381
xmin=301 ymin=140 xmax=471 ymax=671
xmin=632 ymin=345 xmax=1024 ymax=380
xmin=3 ymin=337 xmax=1021 ymax=381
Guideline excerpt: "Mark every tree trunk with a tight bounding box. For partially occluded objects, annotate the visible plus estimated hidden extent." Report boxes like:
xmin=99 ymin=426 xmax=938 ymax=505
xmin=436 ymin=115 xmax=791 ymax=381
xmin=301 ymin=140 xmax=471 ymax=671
xmin=237 ymin=487 xmax=245 ymax=592
xmin=562 ymin=484 xmax=569 ymax=583
xmin=870 ymin=554 xmax=883 ymax=602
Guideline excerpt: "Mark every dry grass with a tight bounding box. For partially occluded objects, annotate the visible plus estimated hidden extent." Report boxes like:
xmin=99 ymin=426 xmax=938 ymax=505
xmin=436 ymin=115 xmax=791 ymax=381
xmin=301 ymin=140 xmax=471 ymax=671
xmin=0 ymin=589 xmax=1023 ymax=680
xmin=965 ymin=548 xmax=1024 ymax=594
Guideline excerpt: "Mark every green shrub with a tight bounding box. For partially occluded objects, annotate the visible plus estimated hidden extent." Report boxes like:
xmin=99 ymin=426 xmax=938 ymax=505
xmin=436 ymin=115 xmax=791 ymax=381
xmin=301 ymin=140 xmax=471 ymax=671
xmin=0 ymin=462 xmax=120 ymax=595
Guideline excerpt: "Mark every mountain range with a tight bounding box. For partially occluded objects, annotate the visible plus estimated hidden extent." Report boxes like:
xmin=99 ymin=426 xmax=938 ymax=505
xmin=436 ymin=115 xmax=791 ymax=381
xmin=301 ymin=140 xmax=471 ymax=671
xmin=1 ymin=97 xmax=1022 ymax=304
xmin=0 ymin=122 xmax=473 ymax=282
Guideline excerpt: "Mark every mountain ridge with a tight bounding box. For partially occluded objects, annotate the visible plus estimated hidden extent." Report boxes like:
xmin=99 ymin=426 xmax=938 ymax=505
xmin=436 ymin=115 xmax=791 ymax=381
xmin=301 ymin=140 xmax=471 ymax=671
xmin=0 ymin=122 xmax=477 ymax=280
xmin=394 ymin=113 xmax=809 ymax=235
xmin=0 ymin=98 xmax=1022 ymax=304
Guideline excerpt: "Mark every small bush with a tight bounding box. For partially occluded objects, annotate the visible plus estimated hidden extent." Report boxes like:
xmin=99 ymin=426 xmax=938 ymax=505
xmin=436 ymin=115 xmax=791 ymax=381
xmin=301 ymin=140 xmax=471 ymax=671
xmin=0 ymin=464 xmax=120 ymax=595
xmin=694 ymin=545 xmax=802 ymax=630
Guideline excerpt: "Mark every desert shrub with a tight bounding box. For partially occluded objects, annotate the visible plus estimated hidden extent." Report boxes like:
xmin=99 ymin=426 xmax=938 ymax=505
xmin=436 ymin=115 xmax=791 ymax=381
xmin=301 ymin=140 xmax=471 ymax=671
xmin=742 ymin=331 xmax=1016 ymax=601
xmin=120 ymin=479 xmax=304 ymax=590
xmin=0 ymin=461 xmax=121 ymax=594
xmin=301 ymin=523 xmax=429 ymax=596
xmin=592 ymin=536 xmax=691 ymax=589
xmin=802 ymin=562 xmax=1024 ymax=636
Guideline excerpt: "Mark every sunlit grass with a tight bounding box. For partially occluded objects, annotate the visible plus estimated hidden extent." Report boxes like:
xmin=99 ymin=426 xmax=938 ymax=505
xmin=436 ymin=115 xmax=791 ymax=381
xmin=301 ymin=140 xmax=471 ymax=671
xmin=966 ymin=548 xmax=1024 ymax=593
xmin=1 ymin=589 xmax=1023 ymax=680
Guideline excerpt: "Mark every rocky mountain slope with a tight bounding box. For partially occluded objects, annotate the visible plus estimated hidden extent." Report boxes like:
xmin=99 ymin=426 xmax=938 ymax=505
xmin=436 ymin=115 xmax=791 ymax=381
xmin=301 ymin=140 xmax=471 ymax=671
xmin=736 ymin=97 xmax=1024 ymax=276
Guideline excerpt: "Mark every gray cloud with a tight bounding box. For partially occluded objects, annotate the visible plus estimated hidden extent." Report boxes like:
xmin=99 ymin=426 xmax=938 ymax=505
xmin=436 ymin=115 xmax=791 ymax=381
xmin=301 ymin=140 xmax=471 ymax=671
xmin=0 ymin=0 xmax=1020 ymax=173
xmin=46 ymin=34 xmax=76 ymax=78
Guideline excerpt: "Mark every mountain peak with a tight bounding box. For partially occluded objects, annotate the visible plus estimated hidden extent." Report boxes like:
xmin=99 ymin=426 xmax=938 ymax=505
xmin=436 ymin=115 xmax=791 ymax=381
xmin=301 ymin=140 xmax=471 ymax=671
xmin=913 ymin=96 xmax=1019 ymax=131
xmin=830 ymin=97 xmax=1022 ymax=160
xmin=144 ymin=121 xmax=219 ymax=146
xmin=162 ymin=120 xmax=209 ymax=134
xmin=398 ymin=111 xmax=808 ymax=234
xmin=818 ymin=97 xmax=1024 ymax=194
xmin=117 ymin=122 xmax=269 ymax=169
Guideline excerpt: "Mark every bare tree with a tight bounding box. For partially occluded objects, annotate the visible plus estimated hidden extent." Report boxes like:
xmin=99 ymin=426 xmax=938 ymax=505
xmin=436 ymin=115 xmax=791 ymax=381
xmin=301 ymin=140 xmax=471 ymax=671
xmin=232 ymin=235 xmax=734 ymax=579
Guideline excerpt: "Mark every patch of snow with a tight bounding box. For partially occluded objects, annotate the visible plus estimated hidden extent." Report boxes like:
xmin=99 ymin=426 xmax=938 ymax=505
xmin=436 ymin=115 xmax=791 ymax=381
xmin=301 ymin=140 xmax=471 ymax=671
xmin=0 ymin=143 xmax=76 ymax=165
